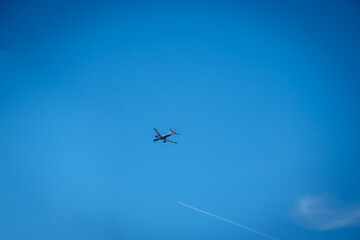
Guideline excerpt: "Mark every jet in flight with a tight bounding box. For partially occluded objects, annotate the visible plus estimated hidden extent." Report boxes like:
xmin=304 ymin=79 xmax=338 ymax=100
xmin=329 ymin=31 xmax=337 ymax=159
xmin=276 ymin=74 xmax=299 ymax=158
xmin=153 ymin=127 xmax=180 ymax=144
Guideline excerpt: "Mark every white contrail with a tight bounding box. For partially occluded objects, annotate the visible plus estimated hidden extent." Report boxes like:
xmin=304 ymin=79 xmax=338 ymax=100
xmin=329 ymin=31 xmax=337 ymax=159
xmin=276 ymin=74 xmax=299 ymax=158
xmin=179 ymin=202 xmax=279 ymax=240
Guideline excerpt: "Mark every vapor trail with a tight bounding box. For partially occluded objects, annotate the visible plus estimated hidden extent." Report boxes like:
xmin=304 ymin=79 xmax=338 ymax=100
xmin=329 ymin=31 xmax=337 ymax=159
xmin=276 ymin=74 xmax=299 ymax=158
xmin=179 ymin=202 xmax=279 ymax=240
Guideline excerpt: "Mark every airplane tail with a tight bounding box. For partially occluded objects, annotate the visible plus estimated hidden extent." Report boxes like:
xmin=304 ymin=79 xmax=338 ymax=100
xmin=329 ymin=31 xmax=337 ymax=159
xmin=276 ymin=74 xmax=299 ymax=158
xmin=170 ymin=127 xmax=180 ymax=135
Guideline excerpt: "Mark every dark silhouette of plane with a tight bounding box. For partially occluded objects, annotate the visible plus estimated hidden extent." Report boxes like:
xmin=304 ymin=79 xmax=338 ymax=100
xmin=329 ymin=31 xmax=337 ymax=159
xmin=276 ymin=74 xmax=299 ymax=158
xmin=153 ymin=127 xmax=180 ymax=144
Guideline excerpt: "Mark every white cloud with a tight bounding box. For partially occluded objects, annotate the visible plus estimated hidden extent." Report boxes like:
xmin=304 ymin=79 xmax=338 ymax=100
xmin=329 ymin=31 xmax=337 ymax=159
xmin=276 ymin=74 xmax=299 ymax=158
xmin=294 ymin=195 xmax=360 ymax=231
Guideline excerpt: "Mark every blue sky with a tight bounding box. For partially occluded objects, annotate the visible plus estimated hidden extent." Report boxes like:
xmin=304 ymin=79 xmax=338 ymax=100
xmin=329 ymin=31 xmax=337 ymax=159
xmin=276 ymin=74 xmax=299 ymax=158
xmin=1 ymin=1 xmax=360 ymax=239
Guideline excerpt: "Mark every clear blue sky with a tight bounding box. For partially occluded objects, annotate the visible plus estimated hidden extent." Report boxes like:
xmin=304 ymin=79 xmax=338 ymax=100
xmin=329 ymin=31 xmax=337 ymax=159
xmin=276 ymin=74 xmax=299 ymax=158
xmin=1 ymin=1 xmax=360 ymax=239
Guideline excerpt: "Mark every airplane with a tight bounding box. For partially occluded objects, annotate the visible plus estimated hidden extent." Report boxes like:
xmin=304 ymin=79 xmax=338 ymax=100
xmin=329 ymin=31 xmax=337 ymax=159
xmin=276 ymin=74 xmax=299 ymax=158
xmin=153 ymin=127 xmax=180 ymax=144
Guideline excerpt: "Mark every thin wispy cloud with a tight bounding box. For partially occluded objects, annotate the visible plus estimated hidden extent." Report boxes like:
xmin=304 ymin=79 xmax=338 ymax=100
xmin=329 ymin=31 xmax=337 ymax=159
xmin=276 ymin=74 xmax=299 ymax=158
xmin=294 ymin=196 xmax=360 ymax=231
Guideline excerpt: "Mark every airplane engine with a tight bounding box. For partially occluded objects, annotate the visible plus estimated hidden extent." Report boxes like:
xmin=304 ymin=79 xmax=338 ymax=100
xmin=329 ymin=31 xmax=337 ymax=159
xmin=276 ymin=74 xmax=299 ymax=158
xmin=163 ymin=141 xmax=166 ymax=143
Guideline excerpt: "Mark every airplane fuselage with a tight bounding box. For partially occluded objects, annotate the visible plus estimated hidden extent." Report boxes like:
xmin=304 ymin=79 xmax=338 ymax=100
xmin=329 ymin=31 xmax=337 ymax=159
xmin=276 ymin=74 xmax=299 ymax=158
xmin=153 ymin=132 xmax=173 ymax=142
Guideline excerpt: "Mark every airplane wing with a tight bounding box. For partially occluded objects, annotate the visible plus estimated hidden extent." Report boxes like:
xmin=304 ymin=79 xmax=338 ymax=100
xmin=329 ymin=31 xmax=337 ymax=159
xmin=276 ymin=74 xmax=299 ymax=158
xmin=165 ymin=139 xmax=178 ymax=144
xmin=154 ymin=128 xmax=162 ymax=137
